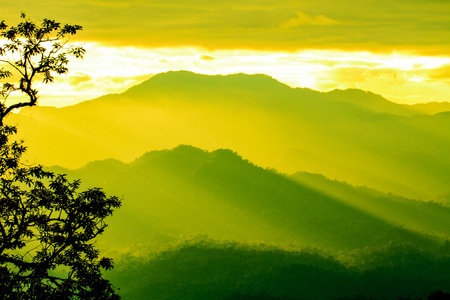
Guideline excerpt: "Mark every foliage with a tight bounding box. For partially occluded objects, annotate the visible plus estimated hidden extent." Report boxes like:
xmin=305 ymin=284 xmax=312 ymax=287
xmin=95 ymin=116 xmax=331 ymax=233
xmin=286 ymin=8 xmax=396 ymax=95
xmin=107 ymin=238 xmax=450 ymax=300
xmin=0 ymin=14 xmax=120 ymax=299
xmin=0 ymin=125 xmax=121 ymax=299
xmin=0 ymin=12 xmax=85 ymax=123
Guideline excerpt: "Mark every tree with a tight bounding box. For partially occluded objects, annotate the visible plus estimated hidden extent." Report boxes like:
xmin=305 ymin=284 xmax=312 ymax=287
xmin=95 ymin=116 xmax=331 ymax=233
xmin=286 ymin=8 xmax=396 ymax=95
xmin=0 ymin=12 xmax=85 ymax=124
xmin=0 ymin=14 xmax=121 ymax=299
xmin=427 ymin=290 xmax=450 ymax=300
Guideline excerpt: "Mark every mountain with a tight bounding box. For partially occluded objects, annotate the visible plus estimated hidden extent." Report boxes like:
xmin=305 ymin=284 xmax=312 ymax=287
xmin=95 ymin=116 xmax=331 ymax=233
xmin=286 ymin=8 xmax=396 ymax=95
xmin=7 ymin=71 xmax=450 ymax=200
xmin=49 ymin=145 xmax=449 ymax=254
xmin=404 ymin=101 xmax=450 ymax=115
xmin=47 ymin=146 xmax=450 ymax=299
xmin=9 ymin=112 xmax=115 ymax=165
xmin=325 ymin=88 xmax=419 ymax=116
xmin=290 ymin=171 xmax=450 ymax=238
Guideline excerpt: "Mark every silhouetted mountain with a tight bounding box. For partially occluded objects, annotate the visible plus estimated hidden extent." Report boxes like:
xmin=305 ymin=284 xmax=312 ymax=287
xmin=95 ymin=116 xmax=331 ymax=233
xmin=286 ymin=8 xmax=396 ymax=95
xmin=49 ymin=145 xmax=449 ymax=254
xmin=51 ymin=145 xmax=449 ymax=300
xmin=8 ymin=71 xmax=450 ymax=200
xmin=290 ymin=172 xmax=450 ymax=238
xmin=404 ymin=101 xmax=450 ymax=115
xmin=326 ymin=88 xmax=418 ymax=116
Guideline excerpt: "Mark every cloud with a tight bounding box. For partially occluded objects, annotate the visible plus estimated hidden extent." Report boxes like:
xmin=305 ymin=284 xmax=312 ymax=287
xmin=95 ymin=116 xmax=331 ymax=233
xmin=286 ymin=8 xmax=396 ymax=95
xmin=54 ymin=68 xmax=152 ymax=94
xmin=314 ymin=63 xmax=450 ymax=103
xmin=199 ymin=54 xmax=216 ymax=61
xmin=1 ymin=0 xmax=449 ymax=54
xmin=428 ymin=64 xmax=450 ymax=82
xmin=281 ymin=11 xmax=339 ymax=28
xmin=68 ymin=73 xmax=93 ymax=86
xmin=332 ymin=67 xmax=407 ymax=85
xmin=11 ymin=43 xmax=450 ymax=106
xmin=79 ymin=74 xmax=153 ymax=93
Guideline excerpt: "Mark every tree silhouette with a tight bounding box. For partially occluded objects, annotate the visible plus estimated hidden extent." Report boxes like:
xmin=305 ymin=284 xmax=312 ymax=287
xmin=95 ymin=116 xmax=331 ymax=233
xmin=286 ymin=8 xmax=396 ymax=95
xmin=0 ymin=12 xmax=85 ymax=124
xmin=427 ymin=290 xmax=450 ymax=300
xmin=0 ymin=14 xmax=121 ymax=299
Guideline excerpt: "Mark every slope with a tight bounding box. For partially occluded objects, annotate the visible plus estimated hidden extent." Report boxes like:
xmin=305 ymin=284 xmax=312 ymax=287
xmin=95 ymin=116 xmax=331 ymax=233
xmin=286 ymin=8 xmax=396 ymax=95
xmin=106 ymin=238 xmax=450 ymax=300
xmin=49 ymin=145 xmax=447 ymax=254
xmin=325 ymin=88 xmax=419 ymax=116
xmin=404 ymin=101 xmax=450 ymax=115
xmin=10 ymin=71 xmax=450 ymax=200
xmin=290 ymin=172 xmax=450 ymax=238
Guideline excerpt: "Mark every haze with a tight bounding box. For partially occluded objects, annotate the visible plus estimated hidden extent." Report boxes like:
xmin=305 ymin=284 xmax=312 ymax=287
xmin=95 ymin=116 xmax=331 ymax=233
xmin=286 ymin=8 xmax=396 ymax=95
xmin=2 ymin=1 xmax=450 ymax=106
xmin=2 ymin=2 xmax=450 ymax=299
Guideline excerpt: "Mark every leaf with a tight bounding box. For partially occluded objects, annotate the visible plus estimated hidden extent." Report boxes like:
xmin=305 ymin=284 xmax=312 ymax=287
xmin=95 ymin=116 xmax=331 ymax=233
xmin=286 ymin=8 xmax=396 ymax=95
xmin=0 ymin=68 xmax=13 ymax=79
xmin=0 ymin=20 xmax=7 ymax=31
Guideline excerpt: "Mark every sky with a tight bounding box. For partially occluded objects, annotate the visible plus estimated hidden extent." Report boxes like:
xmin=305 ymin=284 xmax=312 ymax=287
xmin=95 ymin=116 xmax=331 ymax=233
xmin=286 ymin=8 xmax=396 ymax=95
xmin=1 ymin=0 xmax=450 ymax=106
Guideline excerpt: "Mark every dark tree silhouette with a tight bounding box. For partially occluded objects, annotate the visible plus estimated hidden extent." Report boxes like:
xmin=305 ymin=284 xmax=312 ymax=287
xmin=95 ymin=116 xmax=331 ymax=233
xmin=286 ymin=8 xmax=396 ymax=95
xmin=0 ymin=12 xmax=85 ymax=124
xmin=0 ymin=14 xmax=121 ymax=299
xmin=427 ymin=290 xmax=450 ymax=300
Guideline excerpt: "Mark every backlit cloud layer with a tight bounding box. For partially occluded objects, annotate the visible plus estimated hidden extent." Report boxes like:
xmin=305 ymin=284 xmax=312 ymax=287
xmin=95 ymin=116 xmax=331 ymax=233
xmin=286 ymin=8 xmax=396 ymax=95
xmin=5 ymin=44 xmax=447 ymax=107
xmin=2 ymin=0 xmax=449 ymax=54
xmin=1 ymin=1 xmax=449 ymax=106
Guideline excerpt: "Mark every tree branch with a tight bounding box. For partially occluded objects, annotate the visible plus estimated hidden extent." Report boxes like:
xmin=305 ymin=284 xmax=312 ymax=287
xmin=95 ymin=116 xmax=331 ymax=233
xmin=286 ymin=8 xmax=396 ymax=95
xmin=0 ymin=59 xmax=25 ymax=77
xmin=0 ymin=90 xmax=38 ymax=121
xmin=0 ymin=254 xmax=37 ymax=269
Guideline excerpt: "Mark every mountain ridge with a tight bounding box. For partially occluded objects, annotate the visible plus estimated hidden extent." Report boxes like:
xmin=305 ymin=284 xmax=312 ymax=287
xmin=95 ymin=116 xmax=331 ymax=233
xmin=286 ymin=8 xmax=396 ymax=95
xmin=7 ymin=71 xmax=450 ymax=200
xmin=404 ymin=101 xmax=450 ymax=115
xmin=48 ymin=144 xmax=449 ymax=253
xmin=20 ymin=71 xmax=418 ymax=115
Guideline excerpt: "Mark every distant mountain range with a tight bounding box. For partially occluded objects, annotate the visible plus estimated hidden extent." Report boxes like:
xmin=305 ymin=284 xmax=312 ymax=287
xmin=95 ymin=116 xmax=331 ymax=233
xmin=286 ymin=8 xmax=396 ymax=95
xmin=9 ymin=71 xmax=449 ymax=299
xmin=49 ymin=145 xmax=450 ymax=254
xmin=7 ymin=71 xmax=450 ymax=200
xmin=404 ymin=101 xmax=450 ymax=115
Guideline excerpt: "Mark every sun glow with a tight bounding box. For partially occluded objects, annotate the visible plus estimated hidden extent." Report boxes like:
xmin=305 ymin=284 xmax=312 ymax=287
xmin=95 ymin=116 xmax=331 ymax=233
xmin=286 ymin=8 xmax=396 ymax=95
xmin=4 ymin=43 xmax=450 ymax=107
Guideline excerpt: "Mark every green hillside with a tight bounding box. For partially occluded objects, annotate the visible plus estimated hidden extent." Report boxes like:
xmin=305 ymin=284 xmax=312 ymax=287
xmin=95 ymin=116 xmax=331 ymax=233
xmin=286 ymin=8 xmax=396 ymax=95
xmin=106 ymin=238 xmax=450 ymax=300
xmin=290 ymin=172 xmax=450 ymax=238
xmin=49 ymin=145 xmax=449 ymax=254
xmin=45 ymin=144 xmax=450 ymax=299
xmin=8 ymin=71 xmax=450 ymax=200
xmin=8 ymin=71 xmax=449 ymax=299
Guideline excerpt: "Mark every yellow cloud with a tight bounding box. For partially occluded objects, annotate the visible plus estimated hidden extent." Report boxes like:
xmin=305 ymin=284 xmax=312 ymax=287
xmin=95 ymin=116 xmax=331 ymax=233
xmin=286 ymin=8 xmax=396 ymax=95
xmin=68 ymin=73 xmax=93 ymax=86
xmin=429 ymin=64 xmax=450 ymax=82
xmin=0 ymin=0 xmax=447 ymax=54
xmin=314 ymin=63 xmax=450 ymax=104
xmin=281 ymin=11 xmax=339 ymax=28
xmin=199 ymin=54 xmax=216 ymax=61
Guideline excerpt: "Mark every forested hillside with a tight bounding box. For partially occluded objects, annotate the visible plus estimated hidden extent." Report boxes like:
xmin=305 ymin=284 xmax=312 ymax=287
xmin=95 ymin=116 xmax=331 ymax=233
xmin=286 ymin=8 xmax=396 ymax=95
xmin=49 ymin=146 xmax=450 ymax=254
xmin=9 ymin=71 xmax=450 ymax=200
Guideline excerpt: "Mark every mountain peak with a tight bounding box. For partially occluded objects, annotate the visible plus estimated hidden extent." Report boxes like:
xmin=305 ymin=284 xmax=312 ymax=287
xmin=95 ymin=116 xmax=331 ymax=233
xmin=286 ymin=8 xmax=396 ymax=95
xmin=325 ymin=88 xmax=417 ymax=116
xmin=147 ymin=70 xmax=285 ymax=85
xmin=124 ymin=70 xmax=291 ymax=97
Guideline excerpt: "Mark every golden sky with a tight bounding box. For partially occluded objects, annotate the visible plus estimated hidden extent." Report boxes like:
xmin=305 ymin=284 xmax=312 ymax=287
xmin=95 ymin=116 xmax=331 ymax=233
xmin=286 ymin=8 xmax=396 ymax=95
xmin=2 ymin=0 xmax=450 ymax=106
